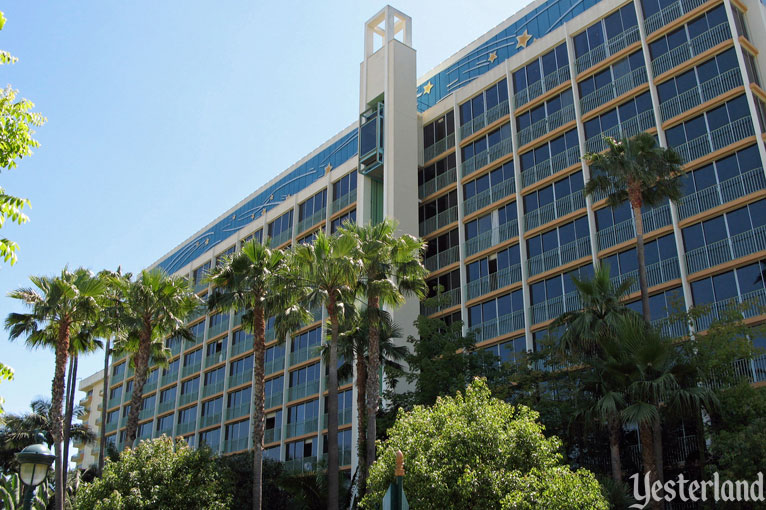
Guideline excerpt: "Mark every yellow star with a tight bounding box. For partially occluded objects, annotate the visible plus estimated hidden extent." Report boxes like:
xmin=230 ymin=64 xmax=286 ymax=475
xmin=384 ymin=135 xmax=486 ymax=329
xmin=488 ymin=51 xmax=497 ymax=63
xmin=516 ymin=30 xmax=532 ymax=48
xmin=251 ymin=213 xmax=255 ymax=220
xmin=231 ymin=214 xmax=236 ymax=220
xmin=205 ymin=239 xmax=209 ymax=245
xmin=325 ymin=163 xmax=333 ymax=174
xmin=423 ymin=81 xmax=433 ymax=94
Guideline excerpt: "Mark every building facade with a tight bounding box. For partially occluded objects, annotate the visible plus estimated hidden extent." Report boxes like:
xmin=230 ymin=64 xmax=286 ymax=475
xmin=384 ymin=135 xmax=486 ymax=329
xmin=72 ymin=370 xmax=104 ymax=470
xmin=88 ymin=0 xmax=766 ymax=475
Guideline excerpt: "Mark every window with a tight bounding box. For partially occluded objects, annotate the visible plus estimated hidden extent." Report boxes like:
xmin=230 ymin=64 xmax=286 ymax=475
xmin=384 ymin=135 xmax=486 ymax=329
xmin=232 ymin=329 xmax=252 ymax=348
xmin=141 ymin=394 xmax=155 ymax=412
xmin=467 ymin=289 xmax=524 ymax=328
xmin=184 ymin=349 xmax=202 ymax=368
xmin=682 ymin=200 xmax=766 ymax=253
xmin=178 ymin=405 xmax=197 ymax=425
xmin=200 ymin=428 xmax=220 ymax=447
xmin=419 ymin=153 xmax=457 ymax=190
xmin=526 ymin=216 xmax=590 ymax=258
xmin=459 ymin=79 xmax=509 ymax=126
xmin=602 ymin=234 xmax=677 ymax=276
xmin=265 ymin=410 xmax=283 ymax=434
xmin=331 ymin=209 xmax=356 ymax=233
xmin=202 ymin=396 xmax=223 ymax=418
xmin=419 ymin=190 xmax=457 ymax=225
xmin=690 ymin=260 xmax=766 ymax=310
xmin=268 ymin=210 xmax=293 ymax=240
xmin=289 ymin=363 xmax=320 ymax=388
xmin=299 ymin=190 xmax=327 ymax=224
xmin=204 ymin=366 xmax=225 ymax=387
xmin=466 ymin=244 xmax=522 ymax=285
xmin=530 ymin=264 xmax=594 ymax=310
xmin=189 ymin=321 xmax=205 ymax=340
xmin=423 ymin=228 xmax=459 ymax=262
xmin=160 ymin=386 xmax=176 ymax=404
xmin=287 ymin=399 xmax=319 ymax=424
xmin=266 ymin=344 xmax=285 ymax=365
xmin=523 ymin=170 xmax=584 ymax=215
xmin=423 ymin=111 xmax=455 ymax=149
xmin=463 ymin=160 xmax=515 ymax=205
xmin=681 ymin=145 xmax=761 ymax=197
xmin=163 ymin=359 xmax=179 ymax=377
xmin=292 ymin=326 xmax=321 ymax=355
xmin=461 ymin=123 xmax=512 ymax=163
xmin=323 ymin=429 xmax=352 ymax=459
xmin=578 ymin=50 xmax=645 ymax=101
xmin=583 ymin=92 xmax=653 ymax=142
xmin=156 ymin=414 xmax=173 ymax=432
xmin=206 ymin=338 xmax=225 ymax=358
xmin=519 ymin=128 xmax=579 ymax=178
xmin=332 ymin=171 xmax=357 ymax=202
xmin=229 ymin=355 xmax=254 ymax=377
xmin=181 ymin=377 xmax=199 ymax=396
xmin=649 ymin=6 xmax=729 ymax=64
xmin=227 ymin=386 xmax=251 ymax=411
xmin=573 ymin=4 xmax=638 ymax=62
xmin=192 ymin=262 xmax=210 ymax=287
xmin=208 ymin=312 xmax=229 ymax=333
xmin=665 ymin=95 xmax=750 ymax=150
xmin=109 ymin=385 xmax=122 ymax=401
xmin=516 ymin=89 xmax=574 ymax=133
xmin=513 ymin=42 xmax=568 ymax=99
xmin=107 ymin=409 xmax=118 ymax=424
xmin=225 ymin=419 xmax=250 ymax=442
xmin=215 ymin=246 xmax=235 ymax=266
xmin=732 ymin=7 xmax=749 ymax=40
xmin=743 ymin=51 xmax=761 ymax=87
xmin=464 ymin=212 xmax=492 ymax=242
xmin=425 ymin=269 xmax=461 ymax=299
xmin=112 ymin=363 xmax=125 ymax=378
xmin=286 ymin=437 xmax=316 ymax=461
xmin=265 ymin=375 xmax=284 ymax=404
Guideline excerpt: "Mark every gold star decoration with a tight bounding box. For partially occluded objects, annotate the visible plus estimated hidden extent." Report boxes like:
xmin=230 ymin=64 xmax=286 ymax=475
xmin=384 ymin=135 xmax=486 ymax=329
xmin=251 ymin=213 xmax=255 ymax=220
xmin=488 ymin=51 xmax=497 ymax=63
xmin=205 ymin=239 xmax=209 ymax=245
xmin=231 ymin=214 xmax=236 ymax=220
xmin=423 ymin=81 xmax=433 ymax=94
xmin=325 ymin=163 xmax=333 ymax=174
xmin=516 ymin=30 xmax=532 ymax=48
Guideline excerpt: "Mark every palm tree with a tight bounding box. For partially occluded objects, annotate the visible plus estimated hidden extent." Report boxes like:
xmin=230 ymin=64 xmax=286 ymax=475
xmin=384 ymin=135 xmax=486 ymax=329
xmin=112 ymin=269 xmax=200 ymax=448
xmin=584 ymin=132 xmax=683 ymax=321
xmin=206 ymin=240 xmax=301 ymax=510
xmin=5 ymin=268 xmax=104 ymax=510
xmin=339 ymin=219 xmax=427 ymax=474
xmin=287 ymin=231 xmax=361 ymax=510
xmin=552 ymin=263 xmax=637 ymax=482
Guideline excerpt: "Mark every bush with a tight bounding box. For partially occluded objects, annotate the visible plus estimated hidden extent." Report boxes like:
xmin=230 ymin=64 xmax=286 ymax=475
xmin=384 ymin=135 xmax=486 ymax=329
xmin=361 ymin=378 xmax=608 ymax=510
xmin=74 ymin=436 xmax=232 ymax=510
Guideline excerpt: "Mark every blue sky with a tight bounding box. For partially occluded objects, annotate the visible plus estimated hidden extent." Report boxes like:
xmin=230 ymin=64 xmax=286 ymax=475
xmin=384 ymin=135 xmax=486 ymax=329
xmin=0 ymin=0 xmax=525 ymax=415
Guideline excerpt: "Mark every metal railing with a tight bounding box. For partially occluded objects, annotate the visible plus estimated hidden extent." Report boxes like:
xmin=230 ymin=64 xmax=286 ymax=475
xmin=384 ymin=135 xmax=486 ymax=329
xmin=419 ymin=167 xmax=457 ymax=199
xmin=200 ymin=413 xmax=221 ymax=429
xmin=161 ymin=371 xmax=178 ymax=387
xmin=288 ymin=380 xmax=320 ymax=401
xmin=176 ymin=420 xmax=196 ymax=436
xmin=644 ymin=0 xmax=708 ymax=34
xmin=609 ymin=257 xmax=681 ymax=294
xmin=178 ymin=391 xmax=197 ymax=407
xmin=470 ymin=310 xmax=526 ymax=342
xmin=465 ymin=220 xmax=519 ymax=257
xmin=181 ymin=362 xmax=201 ymax=379
xmin=463 ymin=178 xmax=515 ymax=216
xmin=465 ymin=264 xmax=523 ymax=301
xmin=517 ymin=104 xmax=576 ymax=147
xmin=205 ymin=351 xmax=226 ymax=368
xmin=461 ymin=136 xmax=513 ymax=177
xmin=521 ymin=146 xmax=581 ymax=188
xmin=228 ymin=370 xmax=250 ymax=388
xmin=672 ymin=116 xmax=754 ymax=165
xmin=285 ymin=417 xmax=319 ymax=438
xmin=424 ymin=132 xmax=456 ymax=163
xmin=596 ymin=204 xmax=672 ymax=251
xmin=677 ymin=167 xmax=766 ymax=220
xmin=652 ymin=316 xmax=690 ymax=338
xmin=660 ymin=68 xmax=742 ymax=121
xmin=514 ymin=65 xmax=570 ymax=108
xmin=330 ymin=191 xmax=355 ymax=214
xmin=531 ymin=291 xmax=582 ymax=324
xmin=224 ymin=437 xmax=248 ymax=453
xmin=227 ymin=403 xmax=250 ymax=420
xmin=290 ymin=345 xmax=321 ymax=366
xmin=230 ymin=336 xmax=254 ymax=357
xmin=421 ymin=287 xmax=461 ymax=316
xmin=651 ymin=22 xmax=731 ymax=77
xmin=157 ymin=400 xmax=174 ymax=415
xmin=459 ymin=100 xmax=510 ymax=139
xmin=528 ymin=236 xmax=591 ymax=276
xmin=524 ymin=190 xmax=586 ymax=231
xmin=580 ymin=66 xmax=647 ymax=114
xmin=202 ymin=379 xmax=225 ymax=398
xmin=584 ymin=110 xmax=655 ymax=153
xmin=685 ymin=224 xmax=766 ymax=274
xmin=419 ymin=206 xmax=458 ymax=237
xmin=296 ymin=209 xmax=326 ymax=234
xmin=319 ymin=449 xmax=353 ymax=467
xmin=695 ymin=287 xmax=766 ymax=332
xmin=575 ymin=25 xmax=640 ymax=73
xmin=424 ymin=245 xmax=460 ymax=272
xmin=265 ymin=356 xmax=285 ymax=375
xmin=283 ymin=457 xmax=320 ymax=473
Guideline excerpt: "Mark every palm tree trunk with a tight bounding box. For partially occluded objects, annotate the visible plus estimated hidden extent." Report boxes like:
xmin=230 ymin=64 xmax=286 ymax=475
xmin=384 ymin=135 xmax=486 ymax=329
xmin=365 ymin=294 xmax=380 ymax=472
xmin=653 ymin=419 xmax=664 ymax=485
xmin=125 ymin=329 xmax=152 ymax=447
xmin=98 ymin=337 xmax=111 ymax=472
xmin=355 ymin=343 xmax=368 ymax=498
xmin=62 ymin=355 xmax=78 ymax=478
xmin=251 ymin=305 xmax=266 ymax=510
xmin=327 ymin=298 xmax=340 ymax=510
xmin=608 ymin=413 xmax=622 ymax=482
xmin=51 ymin=324 xmax=71 ymax=510
xmin=631 ymin=200 xmax=651 ymax=321
xmin=639 ymin=421 xmax=661 ymax=510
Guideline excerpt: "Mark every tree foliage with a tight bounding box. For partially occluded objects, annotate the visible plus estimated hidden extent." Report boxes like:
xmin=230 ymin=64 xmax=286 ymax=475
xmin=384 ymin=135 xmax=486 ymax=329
xmin=362 ymin=378 xmax=607 ymax=510
xmin=0 ymin=472 xmax=52 ymax=510
xmin=74 ymin=436 xmax=232 ymax=510
xmin=0 ymin=362 xmax=12 ymax=417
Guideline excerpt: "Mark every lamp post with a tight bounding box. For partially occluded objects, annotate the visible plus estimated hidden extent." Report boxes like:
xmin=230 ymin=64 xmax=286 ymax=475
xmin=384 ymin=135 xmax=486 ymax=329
xmin=15 ymin=433 xmax=55 ymax=510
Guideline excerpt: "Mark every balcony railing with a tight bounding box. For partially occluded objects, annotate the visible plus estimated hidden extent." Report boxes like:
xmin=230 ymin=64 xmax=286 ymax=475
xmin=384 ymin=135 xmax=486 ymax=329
xmin=202 ymin=379 xmax=225 ymax=398
xmin=465 ymin=220 xmax=519 ymax=258
xmin=644 ymin=0 xmax=708 ymax=34
xmin=285 ymin=417 xmax=319 ymax=438
xmin=465 ymin=264 xmax=523 ymax=301
xmin=178 ymin=391 xmax=197 ymax=407
xmin=513 ymin=65 xmax=570 ymax=108
xmin=424 ymin=132 xmax=456 ymax=163
xmin=609 ymin=257 xmax=681 ymax=295
xmin=596 ymin=204 xmax=672 ymax=251
xmin=320 ymin=449 xmax=353 ymax=467
xmin=323 ymin=373 xmax=352 ymax=389
xmin=695 ymin=288 xmax=766 ymax=332
xmin=265 ymin=391 xmax=283 ymax=409
xmin=575 ymin=25 xmax=640 ymax=73
xmin=419 ymin=206 xmax=458 ymax=236
xmin=521 ymin=146 xmax=581 ymax=188
xmin=322 ymin=407 xmax=353 ymax=428
xmin=331 ymin=191 xmax=355 ymax=214
xmin=283 ymin=457 xmax=320 ymax=473
xmin=464 ymin=178 xmax=515 ymax=216
xmin=224 ymin=437 xmax=248 ymax=453
xmin=424 ymin=245 xmax=460 ymax=272
xmin=227 ymin=403 xmax=250 ymax=420
xmin=205 ymin=350 xmax=226 ymax=368
xmin=651 ymin=22 xmax=731 ymax=77
xmin=181 ymin=362 xmax=201 ymax=379
xmin=469 ymin=310 xmax=525 ymax=342
xmin=208 ymin=320 xmax=229 ymax=340
xmin=421 ymin=287 xmax=461 ymax=316
xmin=685 ymin=225 xmax=766 ymax=274
xmin=228 ymin=370 xmax=251 ymax=388
xmin=524 ymin=190 xmax=586 ymax=231
xmin=528 ymin=236 xmax=592 ymax=276
xmin=290 ymin=345 xmax=321 ymax=366
xmin=270 ymin=229 xmax=292 ymax=248
xmin=176 ymin=420 xmax=196 ymax=436
xmin=459 ymin=99 xmax=510 ymax=139
xmin=419 ymin=167 xmax=457 ymax=200
xmin=297 ymin=209 xmax=326 ymax=234
xmin=264 ymin=426 xmax=281 ymax=444
xmin=265 ymin=356 xmax=285 ymax=375
xmin=517 ymin=104 xmax=576 ymax=147
xmin=652 ymin=316 xmax=690 ymax=338
xmin=672 ymin=116 xmax=755 ymax=165
xmin=660 ymin=68 xmax=742 ymax=122
xmin=288 ymin=380 xmax=320 ymax=401
xmin=580 ymin=66 xmax=647 ymax=114
xmin=230 ymin=336 xmax=254 ymax=357
xmin=585 ymin=110 xmax=655 ymax=153
xmin=200 ymin=412 xmax=221 ymax=429
xmin=678 ymin=168 xmax=766 ymax=220
xmin=157 ymin=400 xmax=174 ymax=415
xmin=160 ymin=370 xmax=177 ymax=388
xmin=461 ymin=136 xmax=513 ymax=177
xmin=142 ymin=379 xmax=157 ymax=395
xmin=156 ymin=424 xmax=173 ymax=437
xmin=107 ymin=396 xmax=121 ymax=409
xmin=531 ymin=290 xmax=582 ymax=324
xmin=105 ymin=421 xmax=117 ymax=434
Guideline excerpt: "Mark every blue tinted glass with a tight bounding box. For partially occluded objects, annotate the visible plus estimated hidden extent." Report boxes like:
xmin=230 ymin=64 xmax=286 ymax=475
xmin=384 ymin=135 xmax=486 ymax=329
xmin=712 ymin=271 xmax=737 ymax=300
xmin=726 ymin=206 xmax=752 ymax=236
xmin=691 ymin=278 xmax=714 ymax=305
xmin=682 ymin=223 xmax=704 ymax=251
xmin=702 ymin=215 xmax=727 ymax=243
xmin=736 ymin=262 xmax=762 ymax=294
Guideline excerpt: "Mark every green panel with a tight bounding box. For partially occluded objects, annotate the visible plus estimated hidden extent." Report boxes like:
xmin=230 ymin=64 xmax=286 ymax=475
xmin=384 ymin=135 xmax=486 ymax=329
xmin=371 ymin=179 xmax=384 ymax=225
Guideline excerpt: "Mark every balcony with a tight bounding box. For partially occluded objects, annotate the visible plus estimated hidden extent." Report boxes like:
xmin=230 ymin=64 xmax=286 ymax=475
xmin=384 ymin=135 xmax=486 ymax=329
xmin=288 ymin=380 xmax=320 ymax=401
xmin=264 ymin=427 xmax=281 ymax=444
xmin=459 ymin=99 xmax=510 ymax=139
xmin=228 ymin=370 xmax=251 ymax=388
xmin=421 ymin=287 xmax=461 ymax=316
xmin=660 ymin=68 xmax=742 ymax=122
xmin=419 ymin=167 xmax=457 ymax=200
xmin=230 ymin=340 xmax=254 ymax=359
xmin=138 ymin=406 xmax=154 ymax=421
xmin=331 ymin=192 xmax=355 ymax=214
xmin=672 ymin=116 xmax=755 ymax=165
xmin=157 ymin=400 xmax=174 ymax=415
xmin=465 ymin=220 xmax=519 ymax=257
xmin=596 ymin=204 xmax=672 ymax=251
xmin=105 ymin=421 xmax=117 ymax=434
xmin=424 ymin=132 xmax=456 ymax=163
xmin=208 ymin=319 xmax=229 ymax=340
xmin=609 ymin=257 xmax=682 ymax=295
xmin=297 ymin=209 xmax=326 ymax=234
xmin=181 ymin=362 xmax=201 ymax=379
xmin=419 ymin=206 xmax=458 ymax=237
xmin=290 ymin=345 xmax=321 ymax=366
xmin=265 ymin=392 xmax=283 ymax=409
xmin=265 ymin=356 xmax=285 ymax=375
xmin=695 ymin=287 xmax=766 ymax=332
xmin=575 ymin=25 xmax=640 ymax=74
xmin=521 ymin=146 xmax=581 ymax=188
xmin=156 ymin=424 xmax=173 ymax=437
xmin=202 ymin=379 xmax=225 ymax=398
xmin=205 ymin=350 xmax=227 ymax=368
xmin=644 ymin=0 xmax=708 ymax=35
xmin=227 ymin=403 xmax=250 ymax=420
xmin=678 ymin=168 xmax=766 ymax=220
xmin=283 ymin=457 xmax=319 ymax=473
xmin=585 ymin=110 xmax=656 ymax=153
xmin=461 ymin=136 xmax=513 ymax=177
xmin=517 ymin=104 xmax=576 ymax=148
xmin=685 ymin=225 xmax=766 ymax=275
xmin=524 ymin=190 xmax=586 ymax=231
xmin=224 ymin=437 xmax=248 ymax=453
xmin=142 ymin=380 xmax=157 ymax=395
xmin=161 ymin=370 xmax=178 ymax=387
xmin=111 ymin=370 xmax=124 ymax=384
xmin=176 ymin=420 xmax=196 ymax=435
xmin=464 ymin=178 xmax=515 ymax=216
xmin=194 ymin=279 xmax=208 ymax=294
xmin=320 ymin=449 xmax=353 ymax=467
xmin=651 ymin=22 xmax=731 ymax=77
xmin=470 ymin=310 xmax=526 ymax=342
xmin=528 ymin=236 xmax=592 ymax=276
xmin=465 ymin=264 xmax=523 ymax=301
xmin=424 ymin=245 xmax=460 ymax=272
xmin=580 ymin=66 xmax=647 ymax=114
xmin=323 ymin=373 xmax=352 ymax=389
xmin=286 ymin=417 xmax=319 ymax=438
xmin=200 ymin=412 xmax=222 ymax=429
xmin=514 ymin=65 xmax=571 ymax=109
xmin=270 ymin=229 xmax=292 ymax=248
xmin=322 ymin=407 xmax=353 ymax=428
xmin=178 ymin=392 xmax=197 ymax=407
xmin=107 ymin=396 xmax=121 ymax=409
xmin=531 ymin=290 xmax=582 ymax=324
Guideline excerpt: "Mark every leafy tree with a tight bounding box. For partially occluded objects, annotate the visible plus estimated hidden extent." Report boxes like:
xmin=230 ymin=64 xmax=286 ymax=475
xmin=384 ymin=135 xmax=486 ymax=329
xmin=5 ymin=268 xmax=104 ymax=510
xmin=74 ymin=436 xmax=232 ymax=510
xmin=278 ymin=464 xmax=353 ymax=510
xmin=584 ymin=133 xmax=682 ymax=320
xmin=0 ymin=362 xmax=12 ymax=418
xmin=362 ymin=378 xmax=607 ymax=510
xmin=207 ymin=240 xmax=300 ymax=510
xmin=215 ymin=452 xmax=291 ymax=510
xmin=340 ymin=219 xmax=427 ymax=477
xmin=111 ymin=269 xmax=200 ymax=447
xmin=0 ymin=11 xmax=46 ymax=265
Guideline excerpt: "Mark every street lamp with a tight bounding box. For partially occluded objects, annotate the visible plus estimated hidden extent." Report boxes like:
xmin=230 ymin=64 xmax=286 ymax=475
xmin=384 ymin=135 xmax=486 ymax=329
xmin=15 ymin=433 xmax=55 ymax=510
